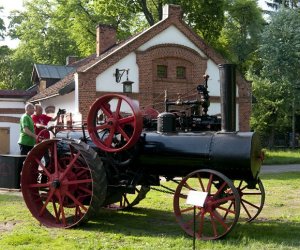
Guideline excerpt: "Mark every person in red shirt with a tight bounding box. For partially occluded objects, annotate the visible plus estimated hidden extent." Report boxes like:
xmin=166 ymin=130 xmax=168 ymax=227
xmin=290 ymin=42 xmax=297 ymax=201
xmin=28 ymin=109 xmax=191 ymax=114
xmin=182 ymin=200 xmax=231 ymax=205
xmin=31 ymin=104 xmax=59 ymax=137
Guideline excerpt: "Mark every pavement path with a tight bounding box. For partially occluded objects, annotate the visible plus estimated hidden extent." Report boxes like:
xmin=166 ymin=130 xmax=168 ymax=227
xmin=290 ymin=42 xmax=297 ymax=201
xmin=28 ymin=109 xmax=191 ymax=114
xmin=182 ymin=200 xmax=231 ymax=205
xmin=260 ymin=164 xmax=300 ymax=174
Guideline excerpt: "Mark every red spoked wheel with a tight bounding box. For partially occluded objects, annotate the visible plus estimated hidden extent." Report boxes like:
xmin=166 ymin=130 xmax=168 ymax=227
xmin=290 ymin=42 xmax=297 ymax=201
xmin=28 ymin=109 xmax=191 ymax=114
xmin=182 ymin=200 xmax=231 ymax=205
xmin=173 ymin=169 xmax=240 ymax=240
xmin=21 ymin=139 xmax=107 ymax=228
xmin=105 ymin=185 xmax=150 ymax=210
xmin=36 ymin=129 xmax=51 ymax=143
xmin=87 ymin=94 xmax=143 ymax=153
xmin=235 ymin=178 xmax=265 ymax=222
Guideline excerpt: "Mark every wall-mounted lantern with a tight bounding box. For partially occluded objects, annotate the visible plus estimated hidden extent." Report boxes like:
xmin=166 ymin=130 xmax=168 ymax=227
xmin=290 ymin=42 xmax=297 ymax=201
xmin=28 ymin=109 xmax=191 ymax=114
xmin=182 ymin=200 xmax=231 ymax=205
xmin=114 ymin=68 xmax=134 ymax=93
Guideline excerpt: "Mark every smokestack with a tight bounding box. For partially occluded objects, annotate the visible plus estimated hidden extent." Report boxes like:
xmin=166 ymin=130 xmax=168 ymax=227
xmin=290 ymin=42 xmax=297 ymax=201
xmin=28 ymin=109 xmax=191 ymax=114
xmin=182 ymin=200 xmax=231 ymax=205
xmin=218 ymin=64 xmax=236 ymax=132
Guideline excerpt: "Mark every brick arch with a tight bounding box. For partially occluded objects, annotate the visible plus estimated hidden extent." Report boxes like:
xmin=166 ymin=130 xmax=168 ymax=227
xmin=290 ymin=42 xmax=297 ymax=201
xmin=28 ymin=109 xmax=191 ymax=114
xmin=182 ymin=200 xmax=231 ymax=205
xmin=136 ymin=44 xmax=207 ymax=111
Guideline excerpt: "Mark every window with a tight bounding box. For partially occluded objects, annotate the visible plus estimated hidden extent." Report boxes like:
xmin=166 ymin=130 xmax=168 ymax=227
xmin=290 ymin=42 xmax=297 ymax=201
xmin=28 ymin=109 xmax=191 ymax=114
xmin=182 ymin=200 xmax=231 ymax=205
xmin=176 ymin=66 xmax=186 ymax=79
xmin=157 ymin=65 xmax=167 ymax=78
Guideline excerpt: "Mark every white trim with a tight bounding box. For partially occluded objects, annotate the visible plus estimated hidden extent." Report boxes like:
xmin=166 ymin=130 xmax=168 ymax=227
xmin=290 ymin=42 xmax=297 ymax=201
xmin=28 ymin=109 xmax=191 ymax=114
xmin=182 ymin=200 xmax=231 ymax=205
xmin=30 ymin=93 xmax=60 ymax=102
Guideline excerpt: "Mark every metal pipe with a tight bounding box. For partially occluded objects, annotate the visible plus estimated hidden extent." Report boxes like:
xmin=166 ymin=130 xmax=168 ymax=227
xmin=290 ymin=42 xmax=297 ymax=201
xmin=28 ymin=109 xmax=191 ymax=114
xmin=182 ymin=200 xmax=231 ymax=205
xmin=218 ymin=64 xmax=236 ymax=132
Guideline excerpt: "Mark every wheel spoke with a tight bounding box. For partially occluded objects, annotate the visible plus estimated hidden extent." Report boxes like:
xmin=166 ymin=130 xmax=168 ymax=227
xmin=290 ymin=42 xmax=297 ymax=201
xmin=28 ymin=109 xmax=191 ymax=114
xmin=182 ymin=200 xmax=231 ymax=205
xmin=39 ymin=188 xmax=55 ymax=217
xmin=52 ymin=141 xmax=58 ymax=176
xmin=66 ymin=191 xmax=88 ymax=212
xmin=178 ymin=193 xmax=188 ymax=199
xmin=241 ymin=198 xmax=260 ymax=209
xmin=209 ymin=212 xmax=218 ymax=237
xmin=196 ymin=173 xmax=205 ymax=191
xmin=28 ymin=183 xmax=50 ymax=188
xmin=100 ymin=103 xmax=113 ymax=118
xmin=78 ymin=185 xmax=93 ymax=195
xmin=198 ymin=211 xmax=205 ymax=238
xmin=65 ymin=179 xmax=93 ymax=185
xmin=217 ymin=205 xmax=236 ymax=215
xmin=214 ymin=181 xmax=227 ymax=197
xmin=104 ymin=127 xmax=116 ymax=147
xmin=122 ymin=194 xmax=130 ymax=207
xmin=115 ymin=97 xmax=122 ymax=117
xmin=180 ymin=206 xmax=195 ymax=213
xmin=118 ymin=115 xmax=134 ymax=125
xmin=241 ymin=201 xmax=252 ymax=219
xmin=206 ymin=174 xmax=213 ymax=193
xmin=117 ymin=125 xmax=130 ymax=141
xmin=76 ymin=168 xmax=90 ymax=178
xmin=59 ymin=152 xmax=81 ymax=181
xmin=242 ymin=192 xmax=262 ymax=196
xmin=222 ymin=201 xmax=234 ymax=220
xmin=57 ymin=192 xmax=66 ymax=226
xmin=95 ymin=123 xmax=109 ymax=131
xmin=182 ymin=180 xmax=195 ymax=191
xmin=211 ymin=195 xmax=235 ymax=205
xmin=52 ymin=200 xmax=60 ymax=223
xmin=211 ymin=210 xmax=229 ymax=230
xmin=34 ymin=157 xmax=51 ymax=177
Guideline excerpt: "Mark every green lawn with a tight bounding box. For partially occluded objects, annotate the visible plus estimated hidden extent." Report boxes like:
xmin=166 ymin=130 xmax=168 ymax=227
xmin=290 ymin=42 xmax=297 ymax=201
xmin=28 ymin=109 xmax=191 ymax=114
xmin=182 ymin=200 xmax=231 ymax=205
xmin=263 ymin=149 xmax=300 ymax=165
xmin=0 ymin=171 xmax=300 ymax=249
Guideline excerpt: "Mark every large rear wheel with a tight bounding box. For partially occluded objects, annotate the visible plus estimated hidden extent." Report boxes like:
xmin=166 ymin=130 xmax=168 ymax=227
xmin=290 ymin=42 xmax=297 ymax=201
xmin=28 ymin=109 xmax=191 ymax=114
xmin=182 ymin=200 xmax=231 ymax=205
xmin=21 ymin=139 xmax=107 ymax=228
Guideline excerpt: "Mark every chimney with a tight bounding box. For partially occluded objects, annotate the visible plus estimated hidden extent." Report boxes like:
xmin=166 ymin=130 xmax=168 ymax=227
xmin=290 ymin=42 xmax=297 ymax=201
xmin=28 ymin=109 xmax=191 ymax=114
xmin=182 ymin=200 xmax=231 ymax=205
xmin=66 ymin=56 xmax=78 ymax=65
xmin=96 ymin=24 xmax=117 ymax=57
xmin=162 ymin=4 xmax=183 ymax=20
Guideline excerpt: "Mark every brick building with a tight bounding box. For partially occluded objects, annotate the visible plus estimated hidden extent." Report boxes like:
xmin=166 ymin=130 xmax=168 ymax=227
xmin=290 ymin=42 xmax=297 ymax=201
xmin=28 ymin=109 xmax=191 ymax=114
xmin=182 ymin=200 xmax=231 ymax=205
xmin=0 ymin=90 xmax=35 ymax=154
xmin=29 ymin=4 xmax=252 ymax=133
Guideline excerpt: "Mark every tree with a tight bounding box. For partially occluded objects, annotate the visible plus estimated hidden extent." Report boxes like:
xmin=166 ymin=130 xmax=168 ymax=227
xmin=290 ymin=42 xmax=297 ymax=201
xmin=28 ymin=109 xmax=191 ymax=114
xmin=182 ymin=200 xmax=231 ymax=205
xmin=217 ymin=0 xmax=265 ymax=73
xmin=251 ymin=8 xmax=300 ymax=146
xmin=0 ymin=6 xmax=6 ymax=40
xmin=128 ymin=0 xmax=226 ymax=45
xmin=265 ymin=0 xmax=299 ymax=10
xmin=250 ymin=74 xmax=291 ymax=146
xmin=259 ymin=9 xmax=300 ymax=85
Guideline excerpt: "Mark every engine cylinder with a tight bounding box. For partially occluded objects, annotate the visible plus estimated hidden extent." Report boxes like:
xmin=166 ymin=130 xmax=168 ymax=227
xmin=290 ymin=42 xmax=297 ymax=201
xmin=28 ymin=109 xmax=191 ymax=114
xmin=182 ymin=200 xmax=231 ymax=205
xmin=157 ymin=112 xmax=176 ymax=133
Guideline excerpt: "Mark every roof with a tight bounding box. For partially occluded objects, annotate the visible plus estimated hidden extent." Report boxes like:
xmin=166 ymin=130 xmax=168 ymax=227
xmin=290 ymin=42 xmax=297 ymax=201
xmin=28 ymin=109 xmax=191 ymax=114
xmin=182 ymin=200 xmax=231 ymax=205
xmin=32 ymin=64 xmax=75 ymax=81
xmin=0 ymin=90 xmax=36 ymax=99
xmin=29 ymin=54 xmax=96 ymax=102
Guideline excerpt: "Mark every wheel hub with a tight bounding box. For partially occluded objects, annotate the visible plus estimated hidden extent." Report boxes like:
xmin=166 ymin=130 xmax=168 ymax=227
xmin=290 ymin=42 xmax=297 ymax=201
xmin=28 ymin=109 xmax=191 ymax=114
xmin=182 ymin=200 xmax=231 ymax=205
xmin=52 ymin=179 xmax=61 ymax=189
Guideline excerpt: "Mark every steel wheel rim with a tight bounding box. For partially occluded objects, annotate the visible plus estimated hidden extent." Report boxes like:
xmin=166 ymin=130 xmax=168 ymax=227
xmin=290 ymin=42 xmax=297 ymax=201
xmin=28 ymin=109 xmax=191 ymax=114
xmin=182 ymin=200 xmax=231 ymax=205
xmin=173 ymin=169 xmax=240 ymax=240
xmin=21 ymin=139 xmax=95 ymax=228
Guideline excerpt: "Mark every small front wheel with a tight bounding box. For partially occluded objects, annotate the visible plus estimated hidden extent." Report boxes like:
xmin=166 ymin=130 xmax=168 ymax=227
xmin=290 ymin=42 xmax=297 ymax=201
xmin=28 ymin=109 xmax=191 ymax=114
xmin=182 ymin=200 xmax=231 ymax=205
xmin=173 ymin=169 xmax=240 ymax=240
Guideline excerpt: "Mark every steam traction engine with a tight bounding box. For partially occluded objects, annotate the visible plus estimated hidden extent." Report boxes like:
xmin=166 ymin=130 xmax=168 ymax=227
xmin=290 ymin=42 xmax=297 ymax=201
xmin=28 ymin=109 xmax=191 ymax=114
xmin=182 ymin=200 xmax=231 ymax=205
xmin=21 ymin=64 xmax=264 ymax=240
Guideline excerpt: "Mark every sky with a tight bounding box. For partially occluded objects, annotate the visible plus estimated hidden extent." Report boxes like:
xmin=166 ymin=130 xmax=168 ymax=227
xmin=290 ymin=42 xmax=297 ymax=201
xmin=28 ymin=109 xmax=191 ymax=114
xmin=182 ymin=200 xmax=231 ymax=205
xmin=0 ymin=0 xmax=24 ymax=48
xmin=0 ymin=0 xmax=269 ymax=49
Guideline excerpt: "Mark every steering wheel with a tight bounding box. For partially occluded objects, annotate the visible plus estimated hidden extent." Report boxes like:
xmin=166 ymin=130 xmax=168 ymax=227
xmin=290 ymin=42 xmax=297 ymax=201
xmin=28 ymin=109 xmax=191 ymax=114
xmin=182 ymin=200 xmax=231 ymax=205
xmin=36 ymin=128 xmax=51 ymax=144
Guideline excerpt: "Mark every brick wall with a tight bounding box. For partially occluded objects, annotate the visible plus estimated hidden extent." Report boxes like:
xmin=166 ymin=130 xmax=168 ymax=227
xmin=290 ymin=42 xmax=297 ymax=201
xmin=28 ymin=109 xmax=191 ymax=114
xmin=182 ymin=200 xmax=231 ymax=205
xmin=137 ymin=44 xmax=207 ymax=111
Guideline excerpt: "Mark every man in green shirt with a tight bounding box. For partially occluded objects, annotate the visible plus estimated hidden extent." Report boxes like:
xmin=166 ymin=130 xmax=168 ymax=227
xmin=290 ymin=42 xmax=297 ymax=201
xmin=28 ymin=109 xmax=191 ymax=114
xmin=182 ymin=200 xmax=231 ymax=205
xmin=18 ymin=103 xmax=38 ymax=155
